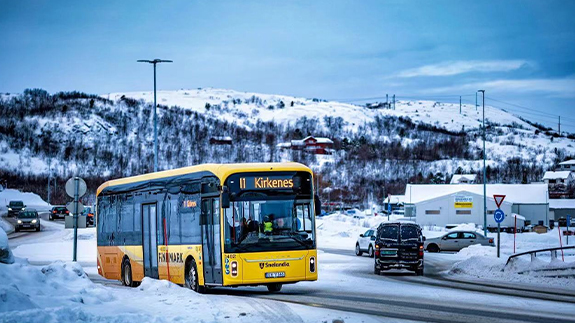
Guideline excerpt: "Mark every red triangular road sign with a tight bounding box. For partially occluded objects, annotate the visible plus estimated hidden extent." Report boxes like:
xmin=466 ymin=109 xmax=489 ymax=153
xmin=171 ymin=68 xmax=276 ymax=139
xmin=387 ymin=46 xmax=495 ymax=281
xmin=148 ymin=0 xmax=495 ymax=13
xmin=493 ymin=195 xmax=506 ymax=208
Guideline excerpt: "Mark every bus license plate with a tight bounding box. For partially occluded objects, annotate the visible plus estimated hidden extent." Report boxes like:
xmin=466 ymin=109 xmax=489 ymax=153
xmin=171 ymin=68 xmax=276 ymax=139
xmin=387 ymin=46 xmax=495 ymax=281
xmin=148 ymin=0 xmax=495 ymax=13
xmin=265 ymin=272 xmax=285 ymax=279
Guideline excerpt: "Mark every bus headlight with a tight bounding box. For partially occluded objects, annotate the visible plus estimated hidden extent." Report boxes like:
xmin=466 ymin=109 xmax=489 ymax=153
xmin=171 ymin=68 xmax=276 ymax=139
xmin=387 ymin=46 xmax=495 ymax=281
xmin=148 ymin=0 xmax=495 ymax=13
xmin=231 ymin=261 xmax=238 ymax=277
xmin=309 ymin=256 xmax=316 ymax=273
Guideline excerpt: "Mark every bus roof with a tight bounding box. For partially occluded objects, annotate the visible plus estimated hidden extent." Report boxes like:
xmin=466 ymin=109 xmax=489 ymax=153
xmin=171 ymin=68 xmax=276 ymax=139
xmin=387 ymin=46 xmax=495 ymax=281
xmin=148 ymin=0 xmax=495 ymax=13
xmin=96 ymin=162 xmax=311 ymax=196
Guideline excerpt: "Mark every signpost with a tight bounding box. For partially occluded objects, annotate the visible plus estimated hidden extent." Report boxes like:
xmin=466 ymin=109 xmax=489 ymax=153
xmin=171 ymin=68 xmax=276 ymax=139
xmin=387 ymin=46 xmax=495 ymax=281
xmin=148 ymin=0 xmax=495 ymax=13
xmin=66 ymin=177 xmax=87 ymax=262
xmin=387 ymin=195 xmax=391 ymax=221
xmin=493 ymin=195 xmax=506 ymax=258
xmin=568 ymin=215 xmax=571 ymax=245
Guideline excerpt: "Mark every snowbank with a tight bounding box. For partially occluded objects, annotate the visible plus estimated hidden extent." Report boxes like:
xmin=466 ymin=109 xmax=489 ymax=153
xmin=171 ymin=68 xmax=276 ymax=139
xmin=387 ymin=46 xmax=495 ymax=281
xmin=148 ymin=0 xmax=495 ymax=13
xmin=0 ymin=228 xmax=14 ymax=264
xmin=0 ymin=189 xmax=50 ymax=212
xmin=450 ymin=229 xmax=575 ymax=288
xmin=12 ymin=227 xmax=97 ymax=264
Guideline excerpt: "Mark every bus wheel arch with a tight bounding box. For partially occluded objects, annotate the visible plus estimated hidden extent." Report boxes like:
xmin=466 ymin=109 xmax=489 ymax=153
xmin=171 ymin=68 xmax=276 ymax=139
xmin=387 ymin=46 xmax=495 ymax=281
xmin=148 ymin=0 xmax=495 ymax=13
xmin=185 ymin=256 xmax=205 ymax=293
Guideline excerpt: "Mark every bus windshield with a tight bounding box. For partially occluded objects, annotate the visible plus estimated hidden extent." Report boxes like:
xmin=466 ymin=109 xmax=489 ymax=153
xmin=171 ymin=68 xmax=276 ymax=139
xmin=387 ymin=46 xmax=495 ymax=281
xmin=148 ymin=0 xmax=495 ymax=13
xmin=223 ymin=197 xmax=315 ymax=253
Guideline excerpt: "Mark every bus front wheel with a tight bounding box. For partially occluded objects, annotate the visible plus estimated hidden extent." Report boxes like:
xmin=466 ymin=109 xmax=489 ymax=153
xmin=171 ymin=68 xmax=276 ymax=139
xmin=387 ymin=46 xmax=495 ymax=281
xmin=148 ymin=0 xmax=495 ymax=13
xmin=185 ymin=259 xmax=205 ymax=293
xmin=267 ymin=283 xmax=282 ymax=293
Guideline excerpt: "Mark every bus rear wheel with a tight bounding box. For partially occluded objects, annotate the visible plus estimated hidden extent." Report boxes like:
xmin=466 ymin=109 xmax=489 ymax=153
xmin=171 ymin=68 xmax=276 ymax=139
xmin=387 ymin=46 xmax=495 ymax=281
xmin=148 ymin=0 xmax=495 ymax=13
xmin=122 ymin=259 xmax=137 ymax=287
xmin=185 ymin=259 xmax=205 ymax=293
xmin=267 ymin=283 xmax=282 ymax=293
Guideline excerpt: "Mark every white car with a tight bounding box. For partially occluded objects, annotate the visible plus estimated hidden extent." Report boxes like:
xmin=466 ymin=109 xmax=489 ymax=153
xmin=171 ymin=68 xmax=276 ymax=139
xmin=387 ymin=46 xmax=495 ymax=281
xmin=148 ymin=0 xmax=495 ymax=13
xmin=355 ymin=229 xmax=376 ymax=257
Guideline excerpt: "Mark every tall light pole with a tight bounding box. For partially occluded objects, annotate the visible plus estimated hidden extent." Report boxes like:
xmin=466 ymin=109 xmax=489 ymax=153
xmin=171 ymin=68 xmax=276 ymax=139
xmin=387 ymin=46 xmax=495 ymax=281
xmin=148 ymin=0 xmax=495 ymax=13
xmin=478 ymin=89 xmax=486 ymax=235
xmin=137 ymin=59 xmax=173 ymax=172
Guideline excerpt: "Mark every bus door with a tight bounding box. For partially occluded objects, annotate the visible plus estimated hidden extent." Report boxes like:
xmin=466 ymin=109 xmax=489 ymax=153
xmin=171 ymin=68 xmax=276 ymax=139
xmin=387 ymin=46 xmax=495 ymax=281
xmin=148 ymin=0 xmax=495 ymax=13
xmin=201 ymin=197 xmax=223 ymax=285
xmin=142 ymin=203 xmax=159 ymax=279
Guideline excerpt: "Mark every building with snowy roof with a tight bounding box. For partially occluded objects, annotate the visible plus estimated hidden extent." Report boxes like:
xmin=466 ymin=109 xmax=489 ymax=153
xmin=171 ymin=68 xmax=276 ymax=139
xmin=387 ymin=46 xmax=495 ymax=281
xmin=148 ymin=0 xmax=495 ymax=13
xmin=549 ymin=199 xmax=575 ymax=222
xmin=543 ymin=171 xmax=574 ymax=199
xmin=403 ymin=183 xmax=548 ymax=229
xmin=450 ymin=174 xmax=477 ymax=184
xmin=277 ymin=135 xmax=334 ymax=154
xmin=558 ymin=159 xmax=575 ymax=171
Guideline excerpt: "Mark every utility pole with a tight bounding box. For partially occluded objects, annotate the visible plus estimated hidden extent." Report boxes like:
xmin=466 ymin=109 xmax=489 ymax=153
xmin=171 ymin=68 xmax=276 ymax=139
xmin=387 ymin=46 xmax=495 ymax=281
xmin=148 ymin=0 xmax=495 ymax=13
xmin=137 ymin=58 xmax=173 ymax=172
xmin=478 ymin=90 xmax=487 ymax=236
xmin=475 ymin=92 xmax=478 ymax=111
xmin=459 ymin=96 xmax=462 ymax=114
xmin=392 ymin=94 xmax=396 ymax=110
xmin=386 ymin=94 xmax=389 ymax=107
xmin=559 ymin=116 xmax=561 ymax=134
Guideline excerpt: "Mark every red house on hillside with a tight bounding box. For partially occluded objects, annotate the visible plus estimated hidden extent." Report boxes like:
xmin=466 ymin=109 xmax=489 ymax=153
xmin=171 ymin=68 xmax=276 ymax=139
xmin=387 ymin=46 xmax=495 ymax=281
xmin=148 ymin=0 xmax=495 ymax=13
xmin=277 ymin=135 xmax=334 ymax=155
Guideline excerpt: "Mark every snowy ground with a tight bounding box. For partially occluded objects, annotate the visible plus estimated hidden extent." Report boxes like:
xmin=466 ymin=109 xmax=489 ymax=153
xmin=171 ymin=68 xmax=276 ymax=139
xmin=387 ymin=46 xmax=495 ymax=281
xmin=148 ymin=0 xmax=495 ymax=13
xmin=0 ymin=188 xmax=51 ymax=212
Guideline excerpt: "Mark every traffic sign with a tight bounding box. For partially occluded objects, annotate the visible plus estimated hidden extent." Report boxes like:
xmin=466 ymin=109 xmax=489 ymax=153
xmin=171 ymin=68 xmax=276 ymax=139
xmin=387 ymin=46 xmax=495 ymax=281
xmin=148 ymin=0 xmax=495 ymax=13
xmin=494 ymin=208 xmax=505 ymax=223
xmin=66 ymin=201 xmax=84 ymax=214
xmin=493 ymin=195 xmax=506 ymax=208
xmin=66 ymin=177 xmax=87 ymax=198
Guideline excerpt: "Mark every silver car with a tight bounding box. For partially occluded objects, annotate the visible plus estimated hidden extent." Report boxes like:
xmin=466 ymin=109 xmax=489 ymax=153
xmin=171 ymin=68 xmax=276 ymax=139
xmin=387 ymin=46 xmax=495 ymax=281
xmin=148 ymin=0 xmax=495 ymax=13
xmin=424 ymin=231 xmax=494 ymax=252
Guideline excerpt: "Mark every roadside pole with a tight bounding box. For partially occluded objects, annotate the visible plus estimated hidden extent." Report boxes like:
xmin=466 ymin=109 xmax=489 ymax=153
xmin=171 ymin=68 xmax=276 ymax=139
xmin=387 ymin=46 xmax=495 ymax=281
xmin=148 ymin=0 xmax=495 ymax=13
xmin=514 ymin=215 xmax=517 ymax=254
xmin=558 ymin=226 xmax=564 ymax=261
xmin=73 ymin=178 xmax=79 ymax=262
xmin=567 ymin=215 xmax=571 ymax=245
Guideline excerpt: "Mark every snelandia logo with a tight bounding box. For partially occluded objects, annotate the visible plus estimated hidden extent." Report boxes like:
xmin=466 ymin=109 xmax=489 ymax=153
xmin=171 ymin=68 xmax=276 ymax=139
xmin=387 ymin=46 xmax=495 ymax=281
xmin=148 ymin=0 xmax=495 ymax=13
xmin=258 ymin=262 xmax=290 ymax=269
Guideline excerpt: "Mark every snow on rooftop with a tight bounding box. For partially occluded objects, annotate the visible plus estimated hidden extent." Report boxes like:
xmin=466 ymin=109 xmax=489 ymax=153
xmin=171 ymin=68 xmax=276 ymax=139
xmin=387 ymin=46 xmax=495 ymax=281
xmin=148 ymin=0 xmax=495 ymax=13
xmin=549 ymin=199 xmax=575 ymax=209
xmin=450 ymin=174 xmax=477 ymax=184
xmin=542 ymin=171 xmax=572 ymax=180
xmin=559 ymin=159 xmax=575 ymax=165
xmin=404 ymin=183 xmax=549 ymax=204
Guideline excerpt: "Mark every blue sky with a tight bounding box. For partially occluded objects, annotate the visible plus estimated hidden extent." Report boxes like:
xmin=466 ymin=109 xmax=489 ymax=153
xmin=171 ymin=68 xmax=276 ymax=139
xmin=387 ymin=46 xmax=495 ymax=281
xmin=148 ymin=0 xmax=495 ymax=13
xmin=1 ymin=1 xmax=574 ymax=130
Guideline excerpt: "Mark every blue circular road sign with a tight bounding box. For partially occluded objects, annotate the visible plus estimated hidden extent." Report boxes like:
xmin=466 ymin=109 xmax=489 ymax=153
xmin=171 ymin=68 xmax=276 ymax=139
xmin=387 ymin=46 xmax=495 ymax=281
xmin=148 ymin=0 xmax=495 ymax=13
xmin=494 ymin=209 xmax=505 ymax=223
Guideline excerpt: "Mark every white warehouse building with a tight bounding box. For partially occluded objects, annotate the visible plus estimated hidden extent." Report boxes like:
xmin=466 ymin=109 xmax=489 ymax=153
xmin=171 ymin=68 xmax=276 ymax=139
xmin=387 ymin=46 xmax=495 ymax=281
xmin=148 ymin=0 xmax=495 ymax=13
xmin=403 ymin=184 xmax=549 ymax=229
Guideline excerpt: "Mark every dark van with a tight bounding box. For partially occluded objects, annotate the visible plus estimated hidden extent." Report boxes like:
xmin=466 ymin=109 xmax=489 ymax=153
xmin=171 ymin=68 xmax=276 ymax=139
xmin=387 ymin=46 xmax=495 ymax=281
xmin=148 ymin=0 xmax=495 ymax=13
xmin=374 ymin=222 xmax=425 ymax=276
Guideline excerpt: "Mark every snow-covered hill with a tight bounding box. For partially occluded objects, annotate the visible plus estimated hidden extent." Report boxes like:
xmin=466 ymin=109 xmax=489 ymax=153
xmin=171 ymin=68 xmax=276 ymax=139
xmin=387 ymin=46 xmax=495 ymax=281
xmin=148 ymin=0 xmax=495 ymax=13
xmin=1 ymin=87 xmax=574 ymax=205
xmin=105 ymin=88 xmax=531 ymax=133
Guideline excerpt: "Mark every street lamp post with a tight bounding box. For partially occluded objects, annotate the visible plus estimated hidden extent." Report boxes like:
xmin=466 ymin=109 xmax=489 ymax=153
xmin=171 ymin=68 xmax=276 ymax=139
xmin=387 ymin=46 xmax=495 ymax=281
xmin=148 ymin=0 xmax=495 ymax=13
xmin=478 ymin=89 xmax=486 ymax=236
xmin=137 ymin=59 xmax=173 ymax=172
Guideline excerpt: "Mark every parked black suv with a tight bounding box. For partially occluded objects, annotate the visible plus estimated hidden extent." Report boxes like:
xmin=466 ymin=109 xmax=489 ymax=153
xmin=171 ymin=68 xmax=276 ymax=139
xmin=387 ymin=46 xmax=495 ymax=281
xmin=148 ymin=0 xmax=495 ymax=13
xmin=7 ymin=201 xmax=26 ymax=217
xmin=374 ymin=222 xmax=425 ymax=276
xmin=49 ymin=206 xmax=69 ymax=220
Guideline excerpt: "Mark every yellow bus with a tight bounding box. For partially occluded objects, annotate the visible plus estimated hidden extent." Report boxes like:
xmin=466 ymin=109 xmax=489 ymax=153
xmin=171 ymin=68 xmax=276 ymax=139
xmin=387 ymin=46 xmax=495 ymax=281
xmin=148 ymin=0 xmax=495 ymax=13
xmin=96 ymin=162 xmax=319 ymax=292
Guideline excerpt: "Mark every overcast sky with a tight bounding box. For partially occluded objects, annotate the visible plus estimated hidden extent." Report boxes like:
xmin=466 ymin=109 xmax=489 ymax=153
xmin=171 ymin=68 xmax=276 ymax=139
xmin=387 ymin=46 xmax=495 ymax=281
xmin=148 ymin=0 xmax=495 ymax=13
xmin=1 ymin=1 xmax=574 ymax=130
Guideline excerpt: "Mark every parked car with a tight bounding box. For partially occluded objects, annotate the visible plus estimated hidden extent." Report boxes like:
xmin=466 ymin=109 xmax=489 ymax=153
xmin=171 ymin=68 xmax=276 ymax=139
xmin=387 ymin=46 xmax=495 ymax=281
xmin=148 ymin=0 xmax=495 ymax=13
xmin=355 ymin=229 xmax=377 ymax=257
xmin=82 ymin=206 xmax=94 ymax=226
xmin=424 ymin=231 xmax=494 ymax=252
xmin=15 ymin=209 xmax=40 ymax=232
xmin=6 ymin=201 xmax=26 ymax=217
xmin=374 ymin=222 xmax=425 ymax=276
xmin=49 ymin=206 xmax=69 ymax=220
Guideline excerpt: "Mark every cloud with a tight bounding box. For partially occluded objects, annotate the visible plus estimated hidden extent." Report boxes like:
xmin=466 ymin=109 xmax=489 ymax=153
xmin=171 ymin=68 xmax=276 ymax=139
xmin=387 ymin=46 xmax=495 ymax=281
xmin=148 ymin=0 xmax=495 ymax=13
xmin=426 ymin=77 xmax=575 ymax=98
xmin=398 ymin=60 xmax=530 ymax=78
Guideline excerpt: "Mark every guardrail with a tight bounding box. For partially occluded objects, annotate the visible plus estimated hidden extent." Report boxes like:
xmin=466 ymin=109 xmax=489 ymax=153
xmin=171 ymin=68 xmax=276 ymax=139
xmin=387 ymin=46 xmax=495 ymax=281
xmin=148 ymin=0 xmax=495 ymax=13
xmin=505 ymin=245 xmax=575 ymax=266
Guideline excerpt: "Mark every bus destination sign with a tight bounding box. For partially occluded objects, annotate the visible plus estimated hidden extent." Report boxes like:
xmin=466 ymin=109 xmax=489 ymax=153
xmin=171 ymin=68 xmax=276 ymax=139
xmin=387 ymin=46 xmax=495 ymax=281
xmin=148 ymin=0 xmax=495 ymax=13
xmin=239 ymin=176 xmax=294 ymax=190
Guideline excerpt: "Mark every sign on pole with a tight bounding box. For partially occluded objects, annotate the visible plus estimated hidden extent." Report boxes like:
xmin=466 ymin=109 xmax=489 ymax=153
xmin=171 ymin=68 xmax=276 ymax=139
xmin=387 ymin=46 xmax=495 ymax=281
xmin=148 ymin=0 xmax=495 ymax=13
xmin=66 ymin=177 xmax=86 ymax=262
xmin=493 ymin=194 xmax=506 ymax=208
xmin=493 ymin=194 xmax=506 ymax=259
xmin=66 ymin=201 xmax=84 ymax=215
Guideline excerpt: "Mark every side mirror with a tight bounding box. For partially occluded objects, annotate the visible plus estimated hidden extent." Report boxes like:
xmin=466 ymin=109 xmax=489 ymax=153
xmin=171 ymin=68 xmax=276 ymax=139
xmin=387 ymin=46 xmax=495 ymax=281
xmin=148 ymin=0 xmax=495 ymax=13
xmin=359 ymin=234 xmax=364 ymax=238
xmin=314 ymin=194 xmax=321 ymax=216
xmin=442 ymin=236 xmax=447 ymax=240
xmin=371 ymin=236 xmax=376 ymax=240
xmin=221 ymin=186 xmax=230 ymax=209
xmin=423 ymin=236 xmax=426 ymax=241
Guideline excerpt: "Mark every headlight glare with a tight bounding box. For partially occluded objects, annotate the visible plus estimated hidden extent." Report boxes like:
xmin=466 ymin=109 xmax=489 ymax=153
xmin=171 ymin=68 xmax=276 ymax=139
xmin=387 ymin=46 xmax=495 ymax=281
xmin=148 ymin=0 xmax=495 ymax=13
xmin=17 ymin=220 xmax=22 ymax=224
xmin=31 ymin=219 xmax=37 ymax=224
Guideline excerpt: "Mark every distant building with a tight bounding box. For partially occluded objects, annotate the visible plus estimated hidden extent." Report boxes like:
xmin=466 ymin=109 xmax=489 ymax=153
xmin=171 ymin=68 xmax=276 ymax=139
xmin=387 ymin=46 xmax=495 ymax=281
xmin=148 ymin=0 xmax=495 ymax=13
xmin=450 ymin=174 xmax=477 ymax=184
xmin=403 ymin=183 xmax=549 ymax=228
xmin=543 ymin=170 xmax=574 ymax=199
xmin=549 ymin=199 xmax=575 ymax=222
xmin=209 ymin=136 xmax=232 ymax=145
xmin=558 ymin=159 xmax=575 ymax=171
xmin=277 ymin=136 xmax=334 ymax=155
